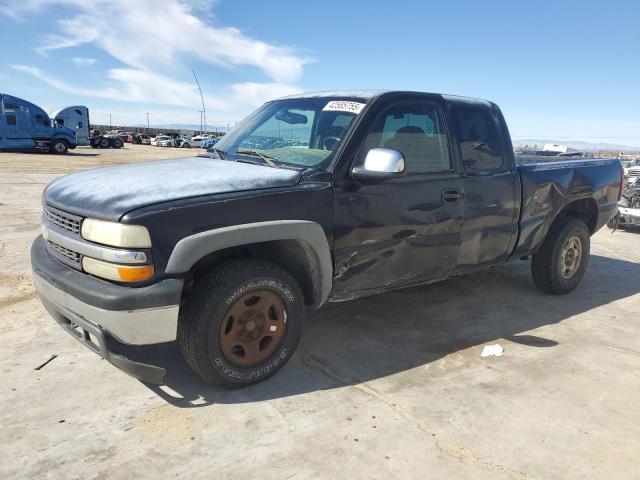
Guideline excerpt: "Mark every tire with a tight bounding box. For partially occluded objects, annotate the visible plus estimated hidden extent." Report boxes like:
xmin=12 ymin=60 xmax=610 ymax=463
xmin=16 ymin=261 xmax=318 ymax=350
xmin=111 ymin=138 xmax=123 ymax=149
xmin=178 ymin=259 xmax=305 ymax=388
xmin=531 ymin=217 xmax=590 ymax=294
xmin=99 ymin=137 xmax=111 ymax=148
xmin=50 ymin=139 xmax=68 ymax=154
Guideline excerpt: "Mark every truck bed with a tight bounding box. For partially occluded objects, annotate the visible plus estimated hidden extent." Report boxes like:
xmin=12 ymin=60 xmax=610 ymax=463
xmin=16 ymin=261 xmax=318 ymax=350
xmin=513 ymin=158 xmax=621 ymax=257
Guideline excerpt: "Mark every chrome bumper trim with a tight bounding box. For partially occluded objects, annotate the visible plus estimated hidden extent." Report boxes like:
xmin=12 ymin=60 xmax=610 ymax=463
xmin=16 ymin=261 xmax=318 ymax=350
xmin=34 ymin=272 xmax=178 ymax=345
xmin=42 ymin=224 xmax=148 ymax=264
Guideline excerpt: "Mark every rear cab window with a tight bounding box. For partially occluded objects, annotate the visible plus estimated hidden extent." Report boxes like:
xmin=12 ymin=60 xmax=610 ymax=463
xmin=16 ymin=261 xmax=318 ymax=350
xmin=451 ymin=105 xmax=504 ymax=171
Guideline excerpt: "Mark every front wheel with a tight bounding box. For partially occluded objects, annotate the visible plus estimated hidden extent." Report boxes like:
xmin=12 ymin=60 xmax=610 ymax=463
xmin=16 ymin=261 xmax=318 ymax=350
xmin=531 ymin=218 xmax=590 ymax=294
xmin=178 ymin=259 xmax=305 ymax=388
xmin=50 ymin=139 xmax=68 ymax=154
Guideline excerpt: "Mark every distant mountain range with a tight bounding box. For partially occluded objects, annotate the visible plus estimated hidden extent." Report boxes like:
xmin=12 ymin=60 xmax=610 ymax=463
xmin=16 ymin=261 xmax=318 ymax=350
xmin=512 ymin=138 xmax=639 ymax=152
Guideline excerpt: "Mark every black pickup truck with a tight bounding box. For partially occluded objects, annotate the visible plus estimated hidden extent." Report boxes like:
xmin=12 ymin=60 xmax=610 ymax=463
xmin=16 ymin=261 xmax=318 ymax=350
xmin=31 ymin=90 xmax=623 ymax=387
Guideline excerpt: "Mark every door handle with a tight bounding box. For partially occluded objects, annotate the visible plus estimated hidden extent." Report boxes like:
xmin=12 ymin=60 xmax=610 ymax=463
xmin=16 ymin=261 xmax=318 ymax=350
xmin=441 ymin=188 xmax=464 ymax=204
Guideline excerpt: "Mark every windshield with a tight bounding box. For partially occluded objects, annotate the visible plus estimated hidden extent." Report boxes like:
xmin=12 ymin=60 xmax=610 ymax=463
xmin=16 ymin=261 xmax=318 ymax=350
xmin=213 ymin=97 xmax=367 ymax=169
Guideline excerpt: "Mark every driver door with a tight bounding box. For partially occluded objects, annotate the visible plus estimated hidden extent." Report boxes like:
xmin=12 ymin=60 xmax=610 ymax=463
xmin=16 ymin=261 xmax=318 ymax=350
xmin=331 ymin=98 xmax=464 ymax=299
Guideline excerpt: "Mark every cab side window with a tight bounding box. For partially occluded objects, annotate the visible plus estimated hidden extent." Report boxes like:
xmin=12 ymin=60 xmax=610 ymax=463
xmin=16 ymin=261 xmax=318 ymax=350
xmin=363 ymin=102 xmax=451 ymax=173
xmin=451 ymin=106 xmax=503 ymax=171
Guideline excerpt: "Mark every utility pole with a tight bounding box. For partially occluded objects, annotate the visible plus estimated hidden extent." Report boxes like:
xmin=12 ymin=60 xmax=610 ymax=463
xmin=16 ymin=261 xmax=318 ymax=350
xmin=199 ymin=110 xmax=204 ymax=133
xmin=192 ymin=69 xmax=206 ymax=132
xmin=109 ymin=114 xmax=112 ymax=129
xmin=146 ymin=113 xmax=150 ymax=129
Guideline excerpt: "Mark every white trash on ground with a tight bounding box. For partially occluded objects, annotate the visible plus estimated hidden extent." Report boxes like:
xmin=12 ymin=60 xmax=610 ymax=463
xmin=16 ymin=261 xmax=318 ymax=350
xmin=481 ymin=344 xmax=504 ymax=357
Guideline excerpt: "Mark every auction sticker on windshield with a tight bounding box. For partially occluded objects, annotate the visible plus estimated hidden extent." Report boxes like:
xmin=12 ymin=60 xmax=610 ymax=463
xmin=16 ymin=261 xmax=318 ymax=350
xmin=323 ymin=100 xmax=366 ymax=114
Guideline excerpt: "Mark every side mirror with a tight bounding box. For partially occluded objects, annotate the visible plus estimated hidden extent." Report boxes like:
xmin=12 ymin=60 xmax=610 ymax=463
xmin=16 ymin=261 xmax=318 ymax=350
xmin=352 ymin=148 xmax=405 ymax=179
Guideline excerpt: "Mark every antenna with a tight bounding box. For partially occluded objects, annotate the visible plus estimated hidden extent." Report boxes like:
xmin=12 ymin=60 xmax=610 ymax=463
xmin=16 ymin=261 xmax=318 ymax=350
xmin=192 ymin=69 xmax=206 ymax=132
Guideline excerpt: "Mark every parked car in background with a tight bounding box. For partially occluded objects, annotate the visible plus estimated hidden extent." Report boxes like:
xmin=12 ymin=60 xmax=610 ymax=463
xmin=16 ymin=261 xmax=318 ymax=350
xmin=0 ymin=93 xmax=77 ymax=154
xmin=140 ymin=135 xmax=151 ymax=145
xmin=200 ymin=136 xmax=219 ymax=149
xmin=627 ymin=164 xmax=640 ymax=186
xmin=150 ymin=135 xmax=164 ymax=146
xmin=179 ymin=135 xmax=202 ymax=148
xmin=31 ymin=90 xmax=622 ymax=387
xmin=158 ymin=136 xmax=175 ymax=147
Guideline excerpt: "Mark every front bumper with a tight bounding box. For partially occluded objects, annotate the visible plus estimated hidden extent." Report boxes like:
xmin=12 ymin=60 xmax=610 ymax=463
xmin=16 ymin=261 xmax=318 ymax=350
xmin=31 ymin=236 xmax=184 ymax=384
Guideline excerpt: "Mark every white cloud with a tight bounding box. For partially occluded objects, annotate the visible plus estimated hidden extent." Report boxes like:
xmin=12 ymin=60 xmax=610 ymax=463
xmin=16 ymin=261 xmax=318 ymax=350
xmin=3 ymin=0 xmax=311 ymax=123
xmin=72 ymin=57 xmax=97 ymax=67
xmin=4 ymin=0 xmax=310 ymax=83
xmin=231 ymin=82 xmax=303 ymax=106
xmin=12 ymin=64 xmax=229 ymax=110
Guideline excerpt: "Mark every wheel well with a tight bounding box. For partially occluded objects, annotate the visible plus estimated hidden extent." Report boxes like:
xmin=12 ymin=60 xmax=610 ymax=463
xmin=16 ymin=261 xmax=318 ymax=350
xmin=183 ymin=240 xmax=321 ymax=306
xmin=556 ymin=198 xmax=598 ymax=233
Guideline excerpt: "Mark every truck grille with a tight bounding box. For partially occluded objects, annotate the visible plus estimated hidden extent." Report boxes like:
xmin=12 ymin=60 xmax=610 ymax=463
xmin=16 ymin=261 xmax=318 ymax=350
xmin=628 ymin=170 xmax=640 ymax=177
xmin=44 ymin=206 xmax=82 ymax=234
xmin=47 ymin=241 xmax=81 ymax=265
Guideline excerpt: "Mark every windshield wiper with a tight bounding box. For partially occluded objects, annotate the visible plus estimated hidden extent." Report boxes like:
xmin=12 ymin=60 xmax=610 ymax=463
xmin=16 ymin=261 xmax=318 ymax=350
xmin=236 ymin=150 xmax=278 ymax=168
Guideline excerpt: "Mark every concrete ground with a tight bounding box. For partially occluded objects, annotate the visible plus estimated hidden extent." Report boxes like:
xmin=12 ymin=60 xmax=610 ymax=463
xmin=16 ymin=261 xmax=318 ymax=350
xmin=1 ymin=145 xmax=639 ymax=479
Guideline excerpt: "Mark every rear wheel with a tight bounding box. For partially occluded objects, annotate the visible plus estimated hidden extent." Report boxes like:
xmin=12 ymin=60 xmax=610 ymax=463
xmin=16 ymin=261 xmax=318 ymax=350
xmin=111 ymin=137 xmax=123 ymax=149
xmin=99 ymin=137 xmax=110 ymax=148
xmin=50 ymin=139 xmax=68 ymax=154
xmin=531 ymin=218 xmax=590 ymax=294
xmin=178 ymin=259 xmax=305 ymax=388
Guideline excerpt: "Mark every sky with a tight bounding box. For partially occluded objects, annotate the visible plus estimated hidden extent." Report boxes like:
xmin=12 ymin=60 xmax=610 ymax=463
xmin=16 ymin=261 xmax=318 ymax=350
xmin=1 ymin=0 xmax=639 ymax=145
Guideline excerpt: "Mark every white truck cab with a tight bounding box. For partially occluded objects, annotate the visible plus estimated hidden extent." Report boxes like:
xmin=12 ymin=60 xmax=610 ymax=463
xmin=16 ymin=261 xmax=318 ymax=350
xmin=54 ymin=106 xmax=90 ymax=146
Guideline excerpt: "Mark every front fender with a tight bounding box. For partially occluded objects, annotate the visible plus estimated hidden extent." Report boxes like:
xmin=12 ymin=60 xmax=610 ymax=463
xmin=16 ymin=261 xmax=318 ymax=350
xmin=53 ymin=133 xmax=77 ymax=147
xmin=165 ymin=220 xmax=333 ymax=307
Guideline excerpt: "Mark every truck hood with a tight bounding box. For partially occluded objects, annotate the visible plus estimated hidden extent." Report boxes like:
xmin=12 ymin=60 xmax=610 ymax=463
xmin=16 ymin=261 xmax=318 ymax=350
xmin=44 ymin=157 xmax=302 ymax=221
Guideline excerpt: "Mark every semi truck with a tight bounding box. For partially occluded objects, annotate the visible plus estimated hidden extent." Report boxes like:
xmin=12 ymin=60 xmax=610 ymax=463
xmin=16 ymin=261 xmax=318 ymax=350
xmin=32 ymin=90 xmax=622 ymax=387
xmin=0 ymin=93 xmax=77 ymax=154
xmin=54 ymin=105 xmax=90 ymax=146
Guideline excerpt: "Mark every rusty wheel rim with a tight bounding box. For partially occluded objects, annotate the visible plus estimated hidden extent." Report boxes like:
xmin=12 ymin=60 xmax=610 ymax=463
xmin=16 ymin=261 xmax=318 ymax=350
xmin=219 ymin=290 xmax=288 ymax=367
xmin=560 ymin=235 xmax=583 ymax=279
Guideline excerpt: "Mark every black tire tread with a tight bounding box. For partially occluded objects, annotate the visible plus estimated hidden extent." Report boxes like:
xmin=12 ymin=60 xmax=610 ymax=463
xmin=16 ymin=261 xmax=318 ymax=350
xmin=531 ymin=217 xmax=589 ymax=295
xmin=50 ymin=139 xmax=68 ymax=154
xmin=178 ymin=259 xmax=300 ymax=387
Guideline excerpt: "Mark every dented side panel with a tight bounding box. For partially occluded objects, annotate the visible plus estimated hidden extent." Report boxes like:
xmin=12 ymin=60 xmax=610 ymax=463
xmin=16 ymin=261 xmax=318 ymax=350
xmin=513 ymin=159 xmax=621 ymax=257
xmin=331 ymin=172 xmax=464 ymax=300
xmin=455 ymin=170 xmax=520 ymax=270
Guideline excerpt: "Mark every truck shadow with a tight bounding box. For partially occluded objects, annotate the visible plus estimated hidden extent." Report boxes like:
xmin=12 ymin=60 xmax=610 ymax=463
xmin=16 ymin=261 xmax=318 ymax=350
xmin=130 ymin=254 xmax=639 ymax=407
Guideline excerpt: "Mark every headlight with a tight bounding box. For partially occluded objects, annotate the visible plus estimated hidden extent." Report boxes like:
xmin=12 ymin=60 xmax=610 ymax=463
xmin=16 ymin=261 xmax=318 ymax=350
xmin=81 ymin=218 xmax=151 ymax=248
xmin=82 ymin=257 xmax=154 ymax=282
